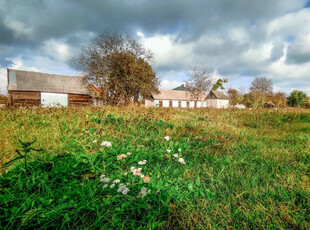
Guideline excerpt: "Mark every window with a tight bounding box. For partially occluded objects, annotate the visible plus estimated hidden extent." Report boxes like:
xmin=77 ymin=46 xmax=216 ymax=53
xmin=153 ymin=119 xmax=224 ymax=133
xmin=202 ymin=102 xmax=207 ymax=107
xmin=162 ymin=100 xmax=169 ymax=107
xmin=189 ymin=101 xmax=195 ymax=108
xmin=197 ymin=101 xmax=202 ymax=108
xmin=172 ymin=100 xmax=178 ymax=107
xmin=154 ymin=100 xmax=159 ymax=107
xmin=181 ymin=101 xmax=187 ymax=108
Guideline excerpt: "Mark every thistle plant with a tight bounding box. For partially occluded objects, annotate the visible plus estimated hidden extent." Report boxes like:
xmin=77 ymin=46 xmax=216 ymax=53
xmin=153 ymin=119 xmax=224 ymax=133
xmin=2 ymin=139 xmax=42 ymax=174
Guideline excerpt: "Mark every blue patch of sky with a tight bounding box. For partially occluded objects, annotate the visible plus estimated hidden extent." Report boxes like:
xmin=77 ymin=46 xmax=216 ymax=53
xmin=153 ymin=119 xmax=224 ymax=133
xmin=304 ymin=0 xmax=310 ymax=8
xmin=286 ymin=35 xmax=294 ymax=43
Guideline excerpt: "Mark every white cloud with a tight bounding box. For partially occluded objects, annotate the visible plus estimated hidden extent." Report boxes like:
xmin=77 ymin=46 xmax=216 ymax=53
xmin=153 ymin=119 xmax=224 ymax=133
xmin=160 ymin=79 xmax=184 ymax=89
xmin=142 ymin=34 xmax=194 ymax=68
xmin=42 ymin=39 xmax=71 ymax=62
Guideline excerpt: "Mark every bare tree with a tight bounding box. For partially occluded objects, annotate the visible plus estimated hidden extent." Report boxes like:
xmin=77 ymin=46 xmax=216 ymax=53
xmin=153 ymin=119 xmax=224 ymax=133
xmin=75 ymin=29 xmax=159 ymax=105
xmin=249 ymin=77 xmax=273 ymax=94
xmin=185 ymin=64 xmax=212 ymax=101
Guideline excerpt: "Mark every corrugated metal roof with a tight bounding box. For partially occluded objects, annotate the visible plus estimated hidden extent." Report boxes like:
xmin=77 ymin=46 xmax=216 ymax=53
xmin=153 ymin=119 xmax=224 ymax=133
xmin=7 ymin=69 xmax=89 ymax=95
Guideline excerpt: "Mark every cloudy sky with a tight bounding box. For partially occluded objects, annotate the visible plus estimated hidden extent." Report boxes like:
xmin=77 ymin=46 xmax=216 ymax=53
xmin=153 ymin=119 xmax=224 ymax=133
xmin=1 ymin=0 xmax=310 ymax=95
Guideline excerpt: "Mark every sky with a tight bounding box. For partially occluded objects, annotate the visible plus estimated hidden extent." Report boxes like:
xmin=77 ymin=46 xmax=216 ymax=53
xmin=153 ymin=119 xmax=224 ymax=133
xmin=1 ymin=0 xmax=310 ymax=95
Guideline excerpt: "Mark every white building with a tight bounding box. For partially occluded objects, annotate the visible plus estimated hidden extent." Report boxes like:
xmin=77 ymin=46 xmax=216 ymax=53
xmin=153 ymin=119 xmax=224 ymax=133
xmin=145 ymin=85 xmax=229 ymax=109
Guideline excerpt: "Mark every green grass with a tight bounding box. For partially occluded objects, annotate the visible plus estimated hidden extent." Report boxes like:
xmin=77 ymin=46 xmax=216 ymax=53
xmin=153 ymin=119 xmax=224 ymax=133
xmin=0 ymin=107 xmax=309 ymax=229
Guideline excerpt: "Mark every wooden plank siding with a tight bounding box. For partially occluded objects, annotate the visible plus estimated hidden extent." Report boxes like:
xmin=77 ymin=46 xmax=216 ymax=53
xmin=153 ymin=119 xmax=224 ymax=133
xmin=9 ymin=91 xmax=92 ymax=107
xmin=10 ymin=91 xmax=40 ymax=107
xmin=68 ymin=94 xmax=92 ymax=107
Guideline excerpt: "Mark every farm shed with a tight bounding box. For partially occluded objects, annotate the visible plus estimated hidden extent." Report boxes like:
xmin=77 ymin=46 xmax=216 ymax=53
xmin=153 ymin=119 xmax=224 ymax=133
xmin=7 ymin=69 xmax=91 ymax=107
xmin=205 ymin=90 xmax=230 ymax=109
xmin=145 ymin=86 xmax=229 ymax=109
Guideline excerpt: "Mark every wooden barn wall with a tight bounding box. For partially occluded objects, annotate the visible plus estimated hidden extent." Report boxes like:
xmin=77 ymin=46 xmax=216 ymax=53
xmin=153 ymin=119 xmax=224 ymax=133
xmin=68 ymin=94 xmax=91 ymax=107
xmin=10 ymin=91 xmax=40 ymax=107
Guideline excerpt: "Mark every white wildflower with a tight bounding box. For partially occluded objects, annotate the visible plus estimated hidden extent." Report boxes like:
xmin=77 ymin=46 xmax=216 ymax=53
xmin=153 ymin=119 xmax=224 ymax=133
xmin=110 ymin=184 xmax=115 ymax=188
xmin=103 ymin=184 xmax=108 ymax=188
xmin=93 ymin=140 xmax=97 ymax=143
xmin=100 ymin=141 xmax=112 ymax=147
xmin=113 ymin=179 xmax=120 ymax=184
xmin=140 ymin=175 xmax=145 ymax=178
xmin=147 ymin=189 xmax=151 ymax=194
xmin=117 ymin=154 xmax=127 ymax=160
xmin=122 ymin=187 xmax=129 ymax=195
xmin=178 ymin=158 xmax=186 ymax=165
xmin=166 ymin=149 xmax=171 ymax=153
xmin=138 ymin=187 xmax=148 ymax=198
xmin=164 ymin=136 xmax=170 ymax=141
xmin=178 ymin=148 xmax=181 ymax=152
xmin=101 ymin=178 xmax=111 ymax=183
xmin=127 ymin=152 xmax=132 ymax=155
xmin=124 ymin=172 xmax=128 ymax=176
xmin=117 ymin=183 xmax=129 ymax=195
xmin=138 ymin=160 xmax=147 ymax=165
xmin=173 ymin=154 xmax=179 ymax=158
xmin=130 ymin=167 xmax=135 ymax=171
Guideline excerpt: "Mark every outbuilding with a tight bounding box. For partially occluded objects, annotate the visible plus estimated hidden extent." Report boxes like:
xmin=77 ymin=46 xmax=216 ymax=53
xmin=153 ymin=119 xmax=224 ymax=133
xmin=7 ymin=69 xmax=91 ymax=107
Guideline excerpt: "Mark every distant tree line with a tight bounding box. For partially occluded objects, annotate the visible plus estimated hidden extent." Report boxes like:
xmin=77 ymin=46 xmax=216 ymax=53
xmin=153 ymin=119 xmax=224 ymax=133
xmin=227 ymin=77 xmax=309 ymax=108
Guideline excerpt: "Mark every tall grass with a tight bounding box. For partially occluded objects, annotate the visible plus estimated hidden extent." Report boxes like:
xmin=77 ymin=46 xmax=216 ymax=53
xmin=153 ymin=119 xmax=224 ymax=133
xmin=0 ymin=107 xmax=309 ymax=229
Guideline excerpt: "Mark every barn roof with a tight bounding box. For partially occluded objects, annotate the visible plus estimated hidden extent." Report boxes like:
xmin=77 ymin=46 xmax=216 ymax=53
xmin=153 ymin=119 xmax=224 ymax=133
xmin=207 ymin=90 xmax=229 ymax=99
xmin=152 ymin=89 xmax=206 ymax=101
xmin=7 ymin=69 xmax=89 ymax=95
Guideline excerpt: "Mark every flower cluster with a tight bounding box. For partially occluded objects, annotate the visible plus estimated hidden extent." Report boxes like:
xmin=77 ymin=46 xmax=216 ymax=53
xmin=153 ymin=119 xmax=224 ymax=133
xmin=131 ymin=167 xmax=143 ymax=177
xmin=117 ymin=152 xmax=132 ymax=161
xmin=178 ymin=158 xmax=186 ymax=165
xmin=100 ymin=174 xmax=111 ymax=183
xmin=117 ymin=183 xmax=130 ymax=195
xmin=138 ymin=160 xmax=147 ymax=165
xmin=117 ymin=154 xmax=127 ymax=160
xmin=100 ymin=141 xmax=112 ymax=147
xmin=164 ymin=136 xmax=170 ymax=141
xmin=137 ymin=187 xmax=151 ymax=198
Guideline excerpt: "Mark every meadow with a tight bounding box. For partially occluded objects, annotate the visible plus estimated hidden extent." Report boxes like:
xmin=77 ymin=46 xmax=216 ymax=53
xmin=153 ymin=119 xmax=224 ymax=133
xmin=0 ymin=107 xmax=309 ymax=229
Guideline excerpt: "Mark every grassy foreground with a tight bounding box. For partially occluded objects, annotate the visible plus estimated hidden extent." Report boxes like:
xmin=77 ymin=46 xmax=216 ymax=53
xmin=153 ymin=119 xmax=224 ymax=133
xmin=0 ymin=107 xmax=309 ymax=229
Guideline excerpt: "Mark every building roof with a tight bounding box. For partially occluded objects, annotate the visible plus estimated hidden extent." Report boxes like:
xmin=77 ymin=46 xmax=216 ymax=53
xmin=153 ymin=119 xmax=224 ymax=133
xmin=152 ymin=89 xmax=206 ymax=101
xmin=7 ymin=69 xmax=89 ymax=95
xmin=172 ymin=84 xmax=187 ymax=91
xmin=207 ymin=90 xmax=229 ymax=99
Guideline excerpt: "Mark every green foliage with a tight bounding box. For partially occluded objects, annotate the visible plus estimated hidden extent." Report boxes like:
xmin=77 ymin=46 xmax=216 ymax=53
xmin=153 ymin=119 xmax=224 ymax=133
xmin=287 ymin=90 xmax=308 ymax=107
xmin=0 ymin=107 xmax=309 ymax=229
xmin=212 ymin=78 xmax=228 ymax=90
xmin=2 ymin=139 xmax=42 ymax=174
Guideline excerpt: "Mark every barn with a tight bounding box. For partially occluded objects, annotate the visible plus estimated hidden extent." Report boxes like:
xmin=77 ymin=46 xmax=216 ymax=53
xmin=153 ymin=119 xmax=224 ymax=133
xmin=7 ymin=69 xmax=91 ymax=107
xmin=145 ymin=85 xmax=229 ymax=109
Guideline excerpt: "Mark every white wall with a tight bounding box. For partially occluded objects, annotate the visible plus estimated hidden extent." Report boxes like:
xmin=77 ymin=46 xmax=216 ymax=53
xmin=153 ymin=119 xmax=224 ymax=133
xmin=217 ymin=99 xmax=229 ymax=108
xmin=202 ymin=102 xmax=207 ymax=107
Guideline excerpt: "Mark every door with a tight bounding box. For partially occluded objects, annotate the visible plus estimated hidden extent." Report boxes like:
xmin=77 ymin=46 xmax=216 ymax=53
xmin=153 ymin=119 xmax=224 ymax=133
xmin=41 ymin=92 xmax=68 ymax=107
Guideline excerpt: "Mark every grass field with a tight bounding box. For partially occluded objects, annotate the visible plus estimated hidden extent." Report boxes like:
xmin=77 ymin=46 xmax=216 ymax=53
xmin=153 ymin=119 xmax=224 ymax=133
xmin=0 ymin=107 xmax=309 ymax=229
